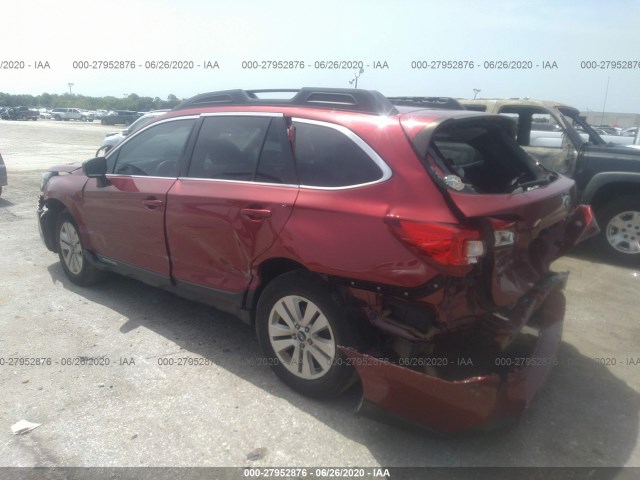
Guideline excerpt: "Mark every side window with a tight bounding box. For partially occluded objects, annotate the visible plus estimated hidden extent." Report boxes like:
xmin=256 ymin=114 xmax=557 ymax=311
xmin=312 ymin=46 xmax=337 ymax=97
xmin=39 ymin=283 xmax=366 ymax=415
xmin=255 ymin=118 xmax=297 ymax=184
xmin=529 ymin=113 xmax=562 ymax=148
xmin=293 ymin=121 xmax=383 ymax=187
xmin=109 ymin=119 xmax=195 ymax=177
xmin=498 ymin=107 xmax=576 ymax=175
xmin=187 ymin=116 xmax=282 ymax=182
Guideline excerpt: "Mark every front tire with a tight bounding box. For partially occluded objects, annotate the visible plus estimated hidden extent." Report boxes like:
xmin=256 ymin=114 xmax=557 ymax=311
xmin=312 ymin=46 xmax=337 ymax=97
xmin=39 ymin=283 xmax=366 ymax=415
xmin=595 ymin=195 xmax=640 ymax=263
xmin=256 ymin=271 xmax=357 ymax=398
xmin=56 ymin=211 xmax=104 ymax=285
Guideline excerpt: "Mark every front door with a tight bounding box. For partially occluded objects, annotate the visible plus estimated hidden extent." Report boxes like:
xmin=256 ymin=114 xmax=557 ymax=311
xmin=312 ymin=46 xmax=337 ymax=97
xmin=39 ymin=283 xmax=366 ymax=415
xmin=82 ymin=118 xmax=197 ymax=277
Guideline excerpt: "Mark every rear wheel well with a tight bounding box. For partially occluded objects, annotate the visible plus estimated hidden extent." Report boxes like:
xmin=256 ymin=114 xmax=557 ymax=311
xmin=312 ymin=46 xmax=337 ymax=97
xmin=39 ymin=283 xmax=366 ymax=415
xmin=249 ymin=258 xmax=308 ymax=320
xmin=590 ymin=183 xmax=640 ymax=212
xmin=250 ymin=259 xmax=372 ymax=346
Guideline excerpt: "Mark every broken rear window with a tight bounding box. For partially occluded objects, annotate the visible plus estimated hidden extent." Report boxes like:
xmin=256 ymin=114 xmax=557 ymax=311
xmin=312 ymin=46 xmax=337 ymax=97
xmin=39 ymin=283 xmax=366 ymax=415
xmin=420 ymin=119 xmax=549 ymax=194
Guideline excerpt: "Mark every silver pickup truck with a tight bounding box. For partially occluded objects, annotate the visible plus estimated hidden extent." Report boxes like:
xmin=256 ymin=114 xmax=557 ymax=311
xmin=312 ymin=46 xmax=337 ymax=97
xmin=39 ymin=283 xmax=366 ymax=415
xmin=50 ymin=108 xmax=94 ymax=122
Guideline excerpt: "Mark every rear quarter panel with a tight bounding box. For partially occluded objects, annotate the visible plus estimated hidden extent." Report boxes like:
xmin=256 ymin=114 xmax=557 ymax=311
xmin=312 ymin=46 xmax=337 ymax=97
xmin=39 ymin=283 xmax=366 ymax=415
xmin=256 ymin=122 xmax=458 ymax=288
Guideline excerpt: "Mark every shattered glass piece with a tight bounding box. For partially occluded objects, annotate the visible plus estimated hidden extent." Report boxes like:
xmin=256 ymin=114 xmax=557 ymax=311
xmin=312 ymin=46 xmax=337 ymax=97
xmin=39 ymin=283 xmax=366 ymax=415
xmin=444 ymin=175 xmax=464 ymax=191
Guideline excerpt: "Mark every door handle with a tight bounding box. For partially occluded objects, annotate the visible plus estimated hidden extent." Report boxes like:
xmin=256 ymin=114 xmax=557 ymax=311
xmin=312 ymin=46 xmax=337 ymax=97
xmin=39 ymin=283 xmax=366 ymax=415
xmin=142 ymin=198 xmax=164 ymax=209
xmin=241 ymin=208 xmax=272 ymax=221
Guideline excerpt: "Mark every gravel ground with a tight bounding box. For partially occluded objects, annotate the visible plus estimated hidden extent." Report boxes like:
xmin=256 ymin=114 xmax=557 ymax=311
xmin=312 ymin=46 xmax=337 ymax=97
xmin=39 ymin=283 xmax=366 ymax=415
xmin=1 ymin=120 xmax=639 ymax=472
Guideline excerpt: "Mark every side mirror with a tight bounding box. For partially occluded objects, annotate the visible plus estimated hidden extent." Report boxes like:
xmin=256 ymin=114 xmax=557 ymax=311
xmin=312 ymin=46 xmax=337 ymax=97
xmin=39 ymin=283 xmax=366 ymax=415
xmin=83 ymin=156 xmax=107 ymax=178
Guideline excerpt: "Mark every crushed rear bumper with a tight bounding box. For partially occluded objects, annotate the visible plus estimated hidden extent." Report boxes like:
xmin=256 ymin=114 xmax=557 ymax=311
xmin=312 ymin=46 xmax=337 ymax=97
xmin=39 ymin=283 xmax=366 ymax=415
xmin=341 ymin=272 xmax=568 ymax=434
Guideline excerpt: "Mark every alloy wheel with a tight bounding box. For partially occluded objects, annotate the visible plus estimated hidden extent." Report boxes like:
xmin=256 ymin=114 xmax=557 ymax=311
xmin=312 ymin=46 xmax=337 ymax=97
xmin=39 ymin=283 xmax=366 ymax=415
xmin=59 ymin=221 xmax=84 ymax=274
xmin=268 ymin=295 xmax=336 ymax=380
xmin=606 ymin=210 xmax=640 ymax=255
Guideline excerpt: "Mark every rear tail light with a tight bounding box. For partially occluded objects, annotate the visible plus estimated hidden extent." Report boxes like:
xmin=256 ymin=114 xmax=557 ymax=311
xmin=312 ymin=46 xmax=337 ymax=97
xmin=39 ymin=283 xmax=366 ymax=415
xmin=489 ymin=219 xmax=516 ymax=247
xmin=386 ymin=218 xmax=485 ymax=276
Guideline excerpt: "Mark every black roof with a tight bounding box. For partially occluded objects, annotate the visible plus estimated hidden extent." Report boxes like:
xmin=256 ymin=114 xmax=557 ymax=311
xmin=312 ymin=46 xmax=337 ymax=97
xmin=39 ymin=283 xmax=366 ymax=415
xmin=174 ymin=88 xmax=399 ymax=116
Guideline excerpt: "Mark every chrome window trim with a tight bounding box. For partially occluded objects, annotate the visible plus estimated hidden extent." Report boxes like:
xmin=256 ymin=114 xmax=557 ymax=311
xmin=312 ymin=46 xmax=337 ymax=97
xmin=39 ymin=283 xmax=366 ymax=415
xmin=104 ymin=174 xmax=179 ymax=180
xmin=105 ymin=113 xmax=393 ymax=190
xmin=199 ymin=112 xmax=284 ymax=118
xmin=291 ymin=117 xmax=392 ymax=190
xmin=176 ymin=176 xmax=298 ymax=189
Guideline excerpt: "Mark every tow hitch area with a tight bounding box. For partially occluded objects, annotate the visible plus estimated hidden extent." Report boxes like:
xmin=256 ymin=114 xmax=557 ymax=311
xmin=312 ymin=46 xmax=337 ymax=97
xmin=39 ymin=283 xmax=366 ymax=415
xmin=341 ymin=273 xmax=568 ymax=433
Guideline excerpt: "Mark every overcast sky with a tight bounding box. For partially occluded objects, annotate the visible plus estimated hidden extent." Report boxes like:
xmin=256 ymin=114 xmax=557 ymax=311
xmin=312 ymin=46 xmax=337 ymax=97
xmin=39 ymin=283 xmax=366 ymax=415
xmin=2 ymin=0 xmax=640 ymax=113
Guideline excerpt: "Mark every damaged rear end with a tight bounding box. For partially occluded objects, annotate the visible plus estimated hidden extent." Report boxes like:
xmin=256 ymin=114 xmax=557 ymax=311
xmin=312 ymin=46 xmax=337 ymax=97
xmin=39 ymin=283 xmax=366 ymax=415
xmin=344 ymin=112 xmax=598 ymax=433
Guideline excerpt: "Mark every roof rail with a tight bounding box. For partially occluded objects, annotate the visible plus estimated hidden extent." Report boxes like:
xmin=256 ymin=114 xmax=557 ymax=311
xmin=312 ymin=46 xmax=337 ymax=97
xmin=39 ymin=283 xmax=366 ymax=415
xmin=173 ymin=88 xmax=398 ymax=115
xmin=387 ymin=96 xmax=466 ymax=111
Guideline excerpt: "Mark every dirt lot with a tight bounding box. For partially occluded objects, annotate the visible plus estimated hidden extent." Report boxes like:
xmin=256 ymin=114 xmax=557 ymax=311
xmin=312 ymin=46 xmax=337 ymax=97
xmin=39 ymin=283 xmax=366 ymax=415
xmin=1 ymin=120 xmax=640 ymax=471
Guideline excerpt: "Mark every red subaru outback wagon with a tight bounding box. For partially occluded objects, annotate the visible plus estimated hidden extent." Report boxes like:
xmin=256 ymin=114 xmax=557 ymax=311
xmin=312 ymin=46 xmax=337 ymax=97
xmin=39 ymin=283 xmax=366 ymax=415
xmin=38 ymin=88 xmax=597 ymax=432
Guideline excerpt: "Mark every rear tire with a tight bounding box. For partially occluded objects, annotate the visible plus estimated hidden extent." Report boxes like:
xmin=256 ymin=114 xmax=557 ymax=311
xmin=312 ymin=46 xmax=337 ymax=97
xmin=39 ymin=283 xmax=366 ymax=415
xmin=256 ymin=271 xmax=357 ymax=398
xmin=56 ymin=211 xmax=104 ymax=286
xmin=595 ymin=195 xmax=640 ymax=263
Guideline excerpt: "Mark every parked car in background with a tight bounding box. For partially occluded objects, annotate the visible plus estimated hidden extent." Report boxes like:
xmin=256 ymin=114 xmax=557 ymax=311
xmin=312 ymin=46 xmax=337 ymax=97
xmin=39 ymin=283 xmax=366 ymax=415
xmin=39 ymin=110 xmax=52 ymax=120
xmin=38 ymin=87 xmax=597 ymax=433
xmin=594 ymin=127 xmax=619 ymax=136
xmin=80 ymin=110 xmax=96 ymax=121
xmin=3 ymin=106 xmax=39 ymax=121
xmin=96 ymin=110 xmax=169 ymax=155
xmin=93 ymin=110 xmax=109 ymax=120
xmin=460 ymin=98 xmax=640 ymax=262
xmin=622 ymin=127 xmax=638 ymax=137
xmin=627 ymin=127 xmax=640 ymax=150
xmin=100 ymin=110 xmax=140 ymax=126
xmin=0 ymin=152 xmax=7 ymax=196
xmin=51 ymin=108 xmax=94 ymax=122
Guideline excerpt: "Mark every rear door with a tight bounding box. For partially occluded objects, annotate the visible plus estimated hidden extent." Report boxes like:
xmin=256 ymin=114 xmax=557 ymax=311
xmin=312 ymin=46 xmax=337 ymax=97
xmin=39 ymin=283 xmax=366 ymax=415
xmin=165 ymin=114 xmax=299 ymax=294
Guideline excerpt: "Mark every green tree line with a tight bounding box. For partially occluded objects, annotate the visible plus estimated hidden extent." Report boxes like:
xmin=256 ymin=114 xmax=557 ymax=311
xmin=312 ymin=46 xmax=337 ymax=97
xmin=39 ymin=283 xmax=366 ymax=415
xmin=0 ymin=92 xmax=182 ymax=111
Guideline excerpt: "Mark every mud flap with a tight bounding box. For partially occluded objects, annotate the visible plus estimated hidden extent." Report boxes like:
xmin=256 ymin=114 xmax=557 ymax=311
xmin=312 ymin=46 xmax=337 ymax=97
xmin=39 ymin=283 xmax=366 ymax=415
xmin=340 ymin=273 xmax=567 ymax=433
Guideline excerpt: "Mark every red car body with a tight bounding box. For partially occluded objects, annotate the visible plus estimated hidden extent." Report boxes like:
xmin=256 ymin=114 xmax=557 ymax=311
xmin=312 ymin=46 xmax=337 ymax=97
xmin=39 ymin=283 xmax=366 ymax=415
xmin=38 ymin=89 xmax=598 ymax=432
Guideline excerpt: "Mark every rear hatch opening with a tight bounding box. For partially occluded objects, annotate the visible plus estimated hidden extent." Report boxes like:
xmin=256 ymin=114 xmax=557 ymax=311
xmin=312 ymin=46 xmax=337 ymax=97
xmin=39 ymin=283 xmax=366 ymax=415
xmin=398 ymin=112 xmax=596 ymax=308
xmin=407 ymin=114 xmax=555 ymax=195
